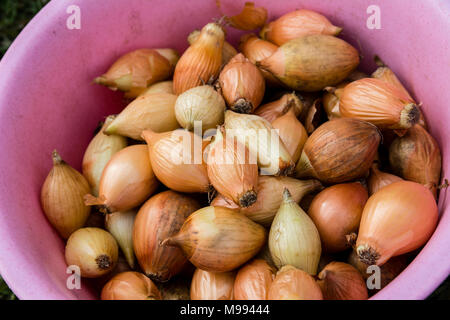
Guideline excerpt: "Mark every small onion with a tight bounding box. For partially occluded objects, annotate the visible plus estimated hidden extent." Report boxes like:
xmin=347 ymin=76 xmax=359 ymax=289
xmin=356 ymin=181 xmax=438 ymax=266
xmin=187 ymin=30 xmax=237 ymax=66
xmin=65 ymin=227 xmax=118 ymax=278
xmin=317 ymin=262 xmax=368 ymax=300
xmin=133 ymin=191 xmax=200 ymax=282
xmin=389 ymin=124 xmax=442 ymax=198
xmin=254 ymin=93 xmax=304 ymax=123
xmin=268 ymin=265 xmax=323 ymax=300
xmin=308 ymin=182 xmax=368 ymax=253
xmin=190 ymin=268 xmax=235 ymax=300
xmin=142 ymin=129 xmax=210 ymax=193
xmin=101 ymin=271 xmax=161 ymax=300
xmin=234 ymin=259 xmax=276 ymax=300
xmin=218 ymin=53 xmax=265 ymax=114
xmin=367 ymin=164 xmax=403 ymax=196
xmin=84 ymin=145 xmax=159 ymax=213
xmin=174 ymin=85 xmax=226 ymax=131
xmin=162 ymin=206 xmax=266 ymax=272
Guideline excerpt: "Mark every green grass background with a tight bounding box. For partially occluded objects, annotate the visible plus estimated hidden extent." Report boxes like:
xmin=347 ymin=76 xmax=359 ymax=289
xmin=0 ymin=0 xmax=448 ymax=300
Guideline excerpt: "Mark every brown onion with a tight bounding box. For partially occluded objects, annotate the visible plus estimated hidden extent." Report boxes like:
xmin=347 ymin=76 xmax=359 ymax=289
xmin=259 ymin=35 xmax=359 ymax=92
xmin=218 ymin=53 xmax=265 ymax=113
xmin=162 ymin=206 xmax=266 ymax=272
xmin=317 ymin=262 xmax=368 ymax=300
xmin=368 ymin=164 xmax=403 ymax=195
xmin=389 ymin=124 xmax=442 ymax=198
xmin=190 ymin=268 xmax=235 ymax=300
xmin=207 ymin=127 xmax=258 ymax=207
xmin=234 ymin=259 xmax=276 ymax=300
xmin=268 ymin=265 xmax=323 ymax=300
xmin=356 ymin=181 xmax=438 ymax=266
xmin=84 ymin=145 xmax=159 ymax=213
xmin=133 ymin=191 xmax=200 ymax=282
xmin=142 ymin=129 xmax=210 ymax=193
xmin=308 ymin=182 xmax=368 ymax=253
xmin=295 ymin=118 xmax=381 ymax=183
xmin=260 ymin=9 xmax=342 ymax=46
xmin=101 ymin=271 xmax=161 ymax=300
xmin=340 ymin=78 xmax=420 ymax=129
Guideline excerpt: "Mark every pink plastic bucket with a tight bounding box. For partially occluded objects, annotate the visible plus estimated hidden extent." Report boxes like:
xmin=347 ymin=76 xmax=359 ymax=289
xmin=0 ymin=0 xmax=449 ymax=300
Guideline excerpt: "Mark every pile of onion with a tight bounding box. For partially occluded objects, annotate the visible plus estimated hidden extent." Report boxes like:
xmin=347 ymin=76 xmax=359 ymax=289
xmin=38 ymin=2 xmax=444 ymax=302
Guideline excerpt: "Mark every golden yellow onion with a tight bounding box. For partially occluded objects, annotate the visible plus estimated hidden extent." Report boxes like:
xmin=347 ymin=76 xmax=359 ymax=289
xmin=41 ymin=150 xmax=91 ymax=239
xmin=101 ymin=271 xmax=161 ymax=300
xmin=187 ymin=30 xmax=237 ymax=66
xmin=104 ymin=93 xmax=179 ymax=140
xmin=190 ymin=268 xmax=235 ymax=300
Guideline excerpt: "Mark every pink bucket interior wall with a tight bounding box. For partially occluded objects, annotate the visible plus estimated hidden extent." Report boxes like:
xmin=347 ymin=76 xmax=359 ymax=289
xmin=0 ymin=0 xmax=448 ymax=299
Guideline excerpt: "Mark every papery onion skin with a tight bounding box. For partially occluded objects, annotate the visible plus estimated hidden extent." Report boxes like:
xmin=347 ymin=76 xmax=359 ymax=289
xmin=104 ymin=93 xmax=179 ymax=140
xmin=268 ymin=265 xmax=323 ymax=300
xmin=219 ymin=53 xmax=265 ymax=114
xmin=133 ymin=191 xmax=200 ymax=282
xmin=65 ymin=227 xmax=119 ymax=278
xmin=323 ymin=82 xmax=347 ymax=120
xmin=142 ymin=129 xmax=210 ymax=193
xmin=308 ymin=182 xmax=368 ymax=253
xmin=317 ymin=262 xmax=368 ymax=300
xmin=389 ymin=124 xmax=441 ymax=198
xmin=95 ymin=48 xmax=178 ymax=98
xmin=212 ymin=176 xmax=322 ymax=226
xmin=356 ymin=181 xmax=438 ymax=266
xmin=84 ymin=145 xmax=159 ymax=213
xmin=105 ymin=210 xmax=137 ymax=269
xmin=254 ymin=93 xmax=303 ymax=123
xmin=162 ymin=206 xmax=266 ymax=272
xmin=272 ymin=108 xmax=308 ymax=163
xmin=188 ymin=30 xmax=237 ymax=66
xmin=269 ymin=189 xmax=321 ymax=275
xmin=261 ymin=9 xmax=342 ymax=46
xmin=367 ymin=164 xmax=403 ymax=196
xmin=41 ymin=151 xmax=91 ymax=239
xmin=234 ymin=259 xmax=275 ymax=300
xmin=259 ymin=35 xmax=359 ymax=92
xmin=295 ymin=118 xmax=381 ymax=184
xmin=190 ymin=268 xmax=235 ymax=300
xmin=173 ymin=23 xmax=224 ymax=95
xmin=101 ymin=271 xmax=161 ymax=300
xmin=340 ymin=78 xmax=420 ymax=130
xmin=207 ymin=127 xmax=258 ymax=208
xmin=224 ymin=110 xmax=294 ymax=176
xmin=82 ymin=116 xmax=127 ymax=196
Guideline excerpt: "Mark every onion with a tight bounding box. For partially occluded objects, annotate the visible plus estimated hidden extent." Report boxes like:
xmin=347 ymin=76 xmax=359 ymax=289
xmin=133 ymin=191 xmax=200 ymax=282
xmin=317 ymin=262 xmax=368 ymax=300
xmin=234 ymin=259 xmax=275 ymax=300
xmin=101 ymin=271 xmax=161 ymax=300
xmin=308 ymin=182 xmax=368 ymax=253
xmin=295 ymin=118 xmax=381 ymax=183
xmin=356 ymin=181 xmax=438 ymax=266
xmin=173 ymin=23 xmax=224 ymax=94
xmin=340 ymin=78 xmax=420 ymax=129
xmin=389 ymin=124 xmax=442 ymax=198
xmin=225 ymin=2 xmax=267 ymax=31
xmin=367 ymin=164 xmax=403 ymax=195
xmin=254 ymin=92 xmax=303 ymax=123
xmin=207 ymin=127 xmax=258 ymax=208
xmin=142 ymin=129 xmax=210 ymax=193
xmin=162 ymin=206 xmax=266 ymax=272
xmin=187 ymin=30 xmax=237 ymax=66
xmin=190 ymin=268 xmax=235 ymax=300
xmin=218 ymin=53 xmax=265 ymax=113
xmin=260 ymin=9 xmax=342 ymax=46
xmin=268 ymin=265 xmax=323 ymax=300
xmin=84 ymin=145 xmax=159 ymax=213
